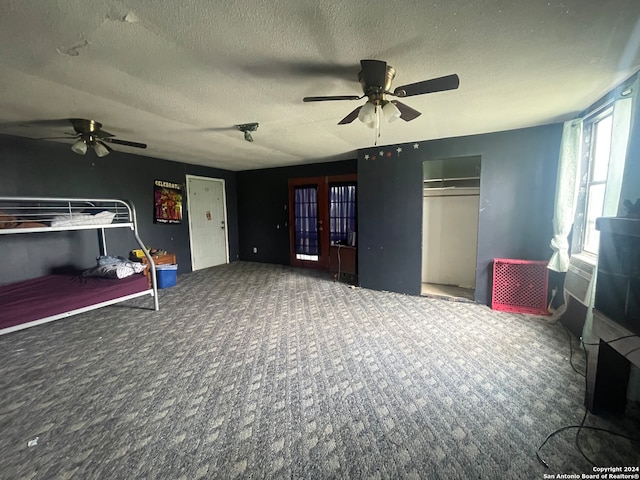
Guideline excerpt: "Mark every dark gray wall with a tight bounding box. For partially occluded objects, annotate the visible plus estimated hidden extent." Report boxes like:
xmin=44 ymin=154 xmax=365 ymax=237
xmin=237 ymin=160 xmax=357 ymax=265
xmin=358 ymin=124 xmax=563 ymax=304
xmin=0 ymin=134 xmax=238 ymax=284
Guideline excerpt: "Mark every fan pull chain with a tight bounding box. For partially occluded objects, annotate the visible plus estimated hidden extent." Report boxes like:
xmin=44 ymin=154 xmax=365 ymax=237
xmin=374 ymin=106 xmax=380 ymax=146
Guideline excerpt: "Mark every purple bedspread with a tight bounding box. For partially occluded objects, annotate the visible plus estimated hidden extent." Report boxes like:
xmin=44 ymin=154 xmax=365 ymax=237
xmin=0 ymin=273 xmax=149 ymax=331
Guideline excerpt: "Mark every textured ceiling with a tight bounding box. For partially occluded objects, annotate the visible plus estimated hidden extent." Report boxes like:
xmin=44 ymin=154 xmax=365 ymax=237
xmin=0 ymin=0 xmax=639 ymax=171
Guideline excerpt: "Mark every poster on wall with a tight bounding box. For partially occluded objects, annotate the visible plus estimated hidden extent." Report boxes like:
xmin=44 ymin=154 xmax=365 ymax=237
xmin=154 ymin=180 xmax=183 ymax=224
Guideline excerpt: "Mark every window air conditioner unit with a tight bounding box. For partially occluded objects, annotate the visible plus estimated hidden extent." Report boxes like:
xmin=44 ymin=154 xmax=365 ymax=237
xmin=564 ymin=255 xmax=596 ymax=306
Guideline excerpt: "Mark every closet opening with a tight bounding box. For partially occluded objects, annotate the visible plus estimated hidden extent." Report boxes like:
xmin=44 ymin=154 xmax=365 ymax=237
xmin=422 ymin=155 xmax=481 ymax=302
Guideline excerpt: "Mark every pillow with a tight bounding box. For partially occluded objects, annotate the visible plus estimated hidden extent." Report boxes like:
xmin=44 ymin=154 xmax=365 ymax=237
xmin=93 ymin=211 xmax=117 ymax=224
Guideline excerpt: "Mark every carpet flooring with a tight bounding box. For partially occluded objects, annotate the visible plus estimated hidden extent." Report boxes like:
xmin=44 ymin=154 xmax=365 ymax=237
xmin=1 ymin=262 xmax=638 ymax=479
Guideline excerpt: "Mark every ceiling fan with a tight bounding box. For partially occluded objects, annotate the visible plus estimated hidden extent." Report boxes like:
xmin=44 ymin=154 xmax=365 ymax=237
xmin=40 ymin=118 xmax=147 ymax=157
xmin=303 ymin=59 xmax=459 ymax=128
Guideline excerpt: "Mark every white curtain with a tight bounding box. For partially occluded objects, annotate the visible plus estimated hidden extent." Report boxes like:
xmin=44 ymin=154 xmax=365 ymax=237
xmin=604 ymin=78 xmax=637 ymax=216
xmin=548 ymin=120 xmax=582 ymax=273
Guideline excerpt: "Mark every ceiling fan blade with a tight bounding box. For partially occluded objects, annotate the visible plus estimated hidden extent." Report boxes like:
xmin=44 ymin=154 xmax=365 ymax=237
xmin=101 ymin=137 xmax=147 ymax=149
xmin=360 ymin=60 xmax=388 ymax=87
xmin=242 ymin=60 xmax=358 ymax=81
xmin=37 ymin=134 xmax=81 ymax=140
xmin=393 ymin=73 xmax=460 ymax=97
xmin=17 ymin=119 xmax=77 ymax=129
xmin=338 ymin=106 xmax=362 ymax=125
xmin=303 ymin=95 xmax=362 ymax=102
xmin=391 ymin=101 xmax=422 ymax=122
xmin=195 ymin=126 xmax=238 ymax=132
xmin=97 ymin=129 xmax=116 ymax=138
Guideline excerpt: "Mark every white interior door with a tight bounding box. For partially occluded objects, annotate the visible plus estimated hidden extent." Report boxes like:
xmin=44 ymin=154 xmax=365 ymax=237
xmin=186 ymin=175 xmax=229 ymax=270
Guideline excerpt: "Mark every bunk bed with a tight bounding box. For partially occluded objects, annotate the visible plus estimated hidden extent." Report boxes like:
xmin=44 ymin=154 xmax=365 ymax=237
xmin=0 ymin=196 xmax=159 ymax=335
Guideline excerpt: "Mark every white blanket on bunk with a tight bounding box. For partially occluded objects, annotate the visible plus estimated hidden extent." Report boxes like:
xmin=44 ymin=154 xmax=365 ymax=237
xmin=51 ymin=211 xmax=116 ymax=227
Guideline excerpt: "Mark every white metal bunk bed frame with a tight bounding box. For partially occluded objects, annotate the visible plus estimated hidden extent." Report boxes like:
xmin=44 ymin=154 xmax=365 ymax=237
xmin=0 ymin=196 xmax=159 ymax=334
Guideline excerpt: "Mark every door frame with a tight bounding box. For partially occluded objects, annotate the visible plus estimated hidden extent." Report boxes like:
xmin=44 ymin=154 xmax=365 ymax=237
xmin=186 ymin=174 xmax=229 ymax=271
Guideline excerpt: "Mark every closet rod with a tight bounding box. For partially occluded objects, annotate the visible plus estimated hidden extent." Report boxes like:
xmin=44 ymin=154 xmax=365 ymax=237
xmin=423 ymin=193 xmax=480 ymax=198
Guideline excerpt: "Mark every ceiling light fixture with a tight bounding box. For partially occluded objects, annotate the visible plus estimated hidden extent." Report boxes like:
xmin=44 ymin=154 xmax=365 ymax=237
xmin=382 ymin=101 xmax=401 ymax=123
xmin=358 ymin=102 xmax=376 ymax=125
xmin=93 ymin=141 xmax=110 ymax=157
xmin=358 ymin=99 xmax=402 ymax=144
xmin=236 ymin=122 xmax=259 ymax=142
xmin=70 ymin=136 xmax=111 ymax=157
xmin=71 ymin=138 xmax=88 ymax=155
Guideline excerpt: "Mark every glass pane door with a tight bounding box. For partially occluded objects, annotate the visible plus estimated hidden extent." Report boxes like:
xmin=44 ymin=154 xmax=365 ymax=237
xmin=330 ymin=184 xmax=356 ymax=246
xmin=294 ymin=186 xmax=319 ymax=261
xmin=289 ymin=177 xmax=329 ymax=268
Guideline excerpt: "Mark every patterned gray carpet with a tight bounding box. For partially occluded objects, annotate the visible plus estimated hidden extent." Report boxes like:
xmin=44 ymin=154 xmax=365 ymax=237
xmin=1 ymin=262 xmax=638 ymax=479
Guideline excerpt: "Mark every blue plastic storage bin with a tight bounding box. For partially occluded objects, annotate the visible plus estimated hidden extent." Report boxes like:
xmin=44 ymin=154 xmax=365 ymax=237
xmin=156 ymin=264 xmax=178 ymax=289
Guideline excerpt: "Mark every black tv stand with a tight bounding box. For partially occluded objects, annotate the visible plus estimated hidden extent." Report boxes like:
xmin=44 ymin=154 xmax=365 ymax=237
xmin=586 ymin=309 xmax=640 ymax=414
xmin=585 ymin=217 xmax=640 ymax=414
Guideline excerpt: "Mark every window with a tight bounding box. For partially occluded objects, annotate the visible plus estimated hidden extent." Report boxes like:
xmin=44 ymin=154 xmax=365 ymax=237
xmin=573 ymin=94 xmax=631 ymax=257
xmin=329 ymin=183 xmax=356 ymax=246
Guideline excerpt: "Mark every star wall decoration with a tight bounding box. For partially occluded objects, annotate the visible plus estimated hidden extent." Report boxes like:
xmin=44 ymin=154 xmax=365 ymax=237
xmin=362 ymin=142 xmax=416 ymax=160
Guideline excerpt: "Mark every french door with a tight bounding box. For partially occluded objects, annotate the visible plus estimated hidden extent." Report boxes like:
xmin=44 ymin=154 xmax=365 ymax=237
xmin=288 ymin=174 xmax=357 ymax=270
xmin=289 ymin=177 xmax=329 ymax=268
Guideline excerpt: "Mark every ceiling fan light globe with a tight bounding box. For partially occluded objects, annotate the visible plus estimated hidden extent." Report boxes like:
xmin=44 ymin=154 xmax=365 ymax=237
xmin=358 ymin=102 xmax=376 ymax=124
xmin=383 ymin=102 xmax=401 ymax=123
xmin=71 ymin=139 xmax=88 ymax=155
xmin=93 ymin=142 xmax=110 ymax=157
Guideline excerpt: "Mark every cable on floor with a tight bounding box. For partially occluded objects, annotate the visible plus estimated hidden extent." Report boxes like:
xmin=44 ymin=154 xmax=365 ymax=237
xmin=536 ymin=332 xmax=640 ymax=468
xmin=560 ymin=323 xmax=585 ymax=377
